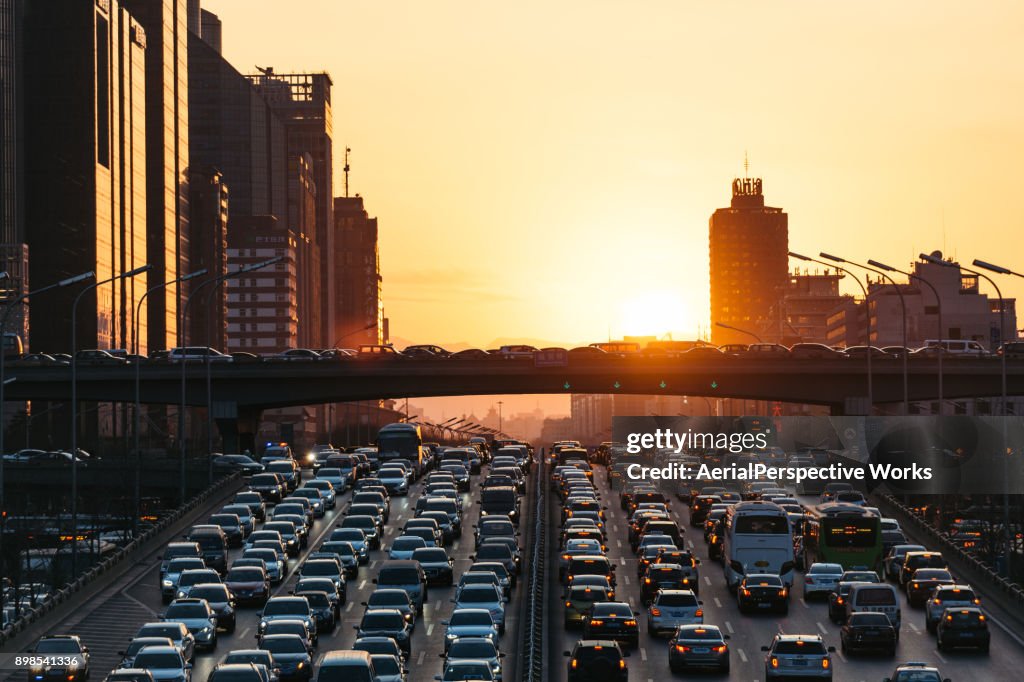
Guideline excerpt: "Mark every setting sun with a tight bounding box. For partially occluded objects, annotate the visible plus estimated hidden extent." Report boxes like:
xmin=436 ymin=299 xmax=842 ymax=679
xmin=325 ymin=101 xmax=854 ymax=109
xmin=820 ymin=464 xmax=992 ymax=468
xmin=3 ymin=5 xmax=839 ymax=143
xmin=619 ymin=291 xmax=698 ymax=338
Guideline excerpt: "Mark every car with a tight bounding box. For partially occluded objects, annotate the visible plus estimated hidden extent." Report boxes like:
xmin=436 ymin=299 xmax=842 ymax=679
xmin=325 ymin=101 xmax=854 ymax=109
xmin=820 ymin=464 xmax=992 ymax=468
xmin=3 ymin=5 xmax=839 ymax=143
xmin=936 ymin=606 xmax=990 ymax=652
xmin=827 ymin=571 xmax=881 ymax=623
xmin=668 ymin=624 xmax=730 ymax=673
xmin=804 ymin=563 xmax=844 ymax=600
xmin=258 ymin=634 xmax=313 ymax=682
xmin=129 ymin=646 xmax=192 ymax=682
xmin=363 ymin=588 xmax=417 ymax=627
xmin=258 ymin=597 xmax=316 ymax=642
xmin=185 ymin=583 xmax=236 ymax=632
xmin=174 ymin=568 xmax=221 ymax=600
xmin=225 ymin=565 xmax=270 ymax=606
xmin=28 ymin=635 xmax=91 ymax=682
xmin=212 ymin=454 xmax=264 ymax=476
xmin=329 ymin=528 xmax=370 ymax=563
xmin=257 ymin=619 xmax=315 ymax=650
xmin=116 ymin=637 xmax=175 ymax=669
xmin=905 ymin=568 xmax=955 ymax=607
xmin=242 ymin=549 xmax=283 ymax=584
xmin=646 ymin=589 xmax=703 ymax=636
xmin=206 ymin=664 xmax=269 ymax=682
xmin=131 ymin=622 xmax=195 ymax=663
xmin=297 ymin=558 xmax=346 ymax=597
xmin=160 ymin=598 xmax=218 ymax=651
xmin=442 ymin=637 xmax=505 ymax=682
xmin=354 ymin=608 xmax=413 ymax=658
xmin=161 ymin=557 xmax=207 ymax=603
xmin=301 ymin=480 xmax=336 ymax=508
xmin=369 ymin=654 xmax=406 ymax=682
xmin=563 ymin=640 xmax=629 ymax=682
xmin=883 ymin=661 xmax=952 ymax=682
xmin=387 ymin=535 xmax=428 ymax=560
xmin=738 ymin=574 xmax=789 ymax=614
xmin=562 ymin=584 xmax=611 ymax=629
xmin=639 ymin=563 xmax=691 ymax=605
xmin=442 ymin=608 xmax=500 ymax=653
xmin=234 ymin=492 xmax=267 ymax=521
xmin=761 ymin=634 xmax=835 ymax=680
xmin=221 ymin=651 xmax=279 ymax=681
xmin=840 ymin=611 xmax=897 ymax=656
xmin=412 ymin=546 xmax=455 ymax=586
xmin=925 ymin=584 xmax=980 ymax=632
xmin=581 ymin=602 xmax=639 ymax=648
xmin=104 ymin=670 xmax=155 ymax=682
xmin=898 ymin=552 xmax=947 ymax=587
xmin=434 ymin=660 xmax=495 ymax=682
xmin=452 ymin=584 xmax=507 ymax=634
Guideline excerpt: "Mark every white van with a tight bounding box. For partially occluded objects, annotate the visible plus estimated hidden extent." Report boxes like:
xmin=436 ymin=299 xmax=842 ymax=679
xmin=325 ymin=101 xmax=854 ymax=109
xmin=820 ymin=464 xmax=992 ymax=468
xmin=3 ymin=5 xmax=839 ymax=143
xmin=924 ymin=339 xmax=989 ymax=356
xmin=845 ymin=583 xmax=901 ymax=633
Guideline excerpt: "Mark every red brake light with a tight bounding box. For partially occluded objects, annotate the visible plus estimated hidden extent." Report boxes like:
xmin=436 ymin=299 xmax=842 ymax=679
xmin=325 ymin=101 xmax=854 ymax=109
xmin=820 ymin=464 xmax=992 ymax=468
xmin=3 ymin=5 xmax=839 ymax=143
xmin=770 ymin=657 xmax=779 ymax=668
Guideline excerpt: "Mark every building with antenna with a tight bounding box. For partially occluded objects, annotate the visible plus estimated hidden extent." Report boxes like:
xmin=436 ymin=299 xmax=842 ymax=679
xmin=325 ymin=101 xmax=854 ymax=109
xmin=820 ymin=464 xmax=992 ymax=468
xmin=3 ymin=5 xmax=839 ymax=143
xmin=709 ymin=174 xmax=789 ymax=346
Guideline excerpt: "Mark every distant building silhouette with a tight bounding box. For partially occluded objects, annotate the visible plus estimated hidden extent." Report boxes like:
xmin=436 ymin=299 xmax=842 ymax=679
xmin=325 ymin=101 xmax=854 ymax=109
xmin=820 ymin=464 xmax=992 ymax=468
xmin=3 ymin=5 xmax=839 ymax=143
xmin=709 ymin=177 xmax=788 ymax=346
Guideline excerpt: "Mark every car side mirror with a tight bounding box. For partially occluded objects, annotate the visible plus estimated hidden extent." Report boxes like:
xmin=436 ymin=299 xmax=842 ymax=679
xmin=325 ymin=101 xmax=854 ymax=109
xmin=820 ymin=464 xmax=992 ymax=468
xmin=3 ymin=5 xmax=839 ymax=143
xmin=761 ymin=646 xmax=769 ymax=652
xmin=117 ymin=651 xmax=125 ymax=657
xmin=723 ymin=634 xmax=730 ymax=640
xmin=827 ymin=646 xmax=836 ymax=652
xmin=371 ymin=578 xmax=378 ymax=584
xmin=185 ymin=664 xmax=192 ymax=670
xmin=622 ymin=650 xmax=631 ymax=657
xmin=499 ymin=653 xmax=506 ymax=658
xmin=562 ymin=651 xmax=571 ymax=657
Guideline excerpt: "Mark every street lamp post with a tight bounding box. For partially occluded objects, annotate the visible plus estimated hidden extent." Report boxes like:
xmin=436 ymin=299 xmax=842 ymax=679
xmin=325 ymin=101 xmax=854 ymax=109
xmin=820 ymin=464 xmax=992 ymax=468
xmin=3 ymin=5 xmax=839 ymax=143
xmin=132 ymin=269 xmax=206 ymax=534
xmin=71 ymin=265 xmax=149 ymax=576
xmin=0 ymin=270 xmax=92 ymax=603
xmin=790 ymin=251 xmax=873 ymax=413
xmin=822 ymin=253 xmax=909 ymax=415
xmin=869 ymin=259 xmax=944 ymax=413
xmin=714 ymin=321 xmax=763 ymax=343
xmin=178 ymin=257 xmax=282 ymax=505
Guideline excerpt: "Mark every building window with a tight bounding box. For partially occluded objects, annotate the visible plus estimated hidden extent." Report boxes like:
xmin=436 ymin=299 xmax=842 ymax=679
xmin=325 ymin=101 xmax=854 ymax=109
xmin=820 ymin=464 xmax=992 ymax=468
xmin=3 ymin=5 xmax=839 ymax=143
xmin=95 ymin=14 xmax=110 ymax=168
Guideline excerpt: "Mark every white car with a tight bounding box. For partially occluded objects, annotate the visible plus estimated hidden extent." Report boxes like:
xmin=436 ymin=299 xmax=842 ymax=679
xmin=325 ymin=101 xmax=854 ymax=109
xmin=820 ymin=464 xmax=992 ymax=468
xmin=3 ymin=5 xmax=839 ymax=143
xmin=803 ymin=562 xmax=844 ymax=600
xmin=647 ymin=589 xmax=703 ymax=636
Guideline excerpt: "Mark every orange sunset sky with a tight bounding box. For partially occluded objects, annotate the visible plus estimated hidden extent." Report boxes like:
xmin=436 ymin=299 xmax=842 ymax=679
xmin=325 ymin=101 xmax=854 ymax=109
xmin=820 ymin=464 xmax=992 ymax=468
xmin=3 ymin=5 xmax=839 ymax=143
xmin=204 ymin=0 xmax=1024 ymax=354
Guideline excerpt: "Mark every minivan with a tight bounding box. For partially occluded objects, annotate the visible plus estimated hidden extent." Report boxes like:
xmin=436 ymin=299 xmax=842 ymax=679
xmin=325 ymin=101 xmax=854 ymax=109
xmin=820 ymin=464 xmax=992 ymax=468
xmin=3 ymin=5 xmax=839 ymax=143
xmin=845 ymin=583 xmax=901 ymax=632
xmin=185 ymin=526 xmax=228 ymax=574
xmin=373 ymin=560 xmax=427 ymax=613
xmin=316 ymin=650 xmax=375 ymax=682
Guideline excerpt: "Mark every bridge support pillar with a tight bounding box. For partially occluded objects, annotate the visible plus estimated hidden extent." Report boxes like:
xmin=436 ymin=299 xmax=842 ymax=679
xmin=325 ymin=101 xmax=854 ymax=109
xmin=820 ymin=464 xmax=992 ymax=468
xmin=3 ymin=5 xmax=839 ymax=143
xmin=214 ymin=402 xmax=262 ymax=454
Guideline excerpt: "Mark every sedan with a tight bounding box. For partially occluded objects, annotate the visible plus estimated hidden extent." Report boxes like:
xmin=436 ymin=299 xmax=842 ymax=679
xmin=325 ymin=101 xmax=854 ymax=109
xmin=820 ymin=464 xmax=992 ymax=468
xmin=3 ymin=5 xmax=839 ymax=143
xmin=804 ymin=563 xmax=845 ymax=600
xmin=130 ymin=646 xmax=191 ymax=682
xmin=906 ymin=569 xmax=955 ymax=607
xmin=354 ymin=609 xmax=413 ymax=658
xmin=258 ymin=634 xmax=313 ymax=682
xmin=582 ymin=602 xmax=639 ymax=648
xmin=160 ymin=598 xmax=218 ymax=651
xmin=452 ymin=585 xmax=507 ymax=634
xmin=443 ymin=637 xmax=505 ymax=682
xmin=442 ymin=609 xmax=501 ymax=653
xmin=668 ymin=624 xmax=730 ymax=674
xmin=737 ymin=574 xmax=789 ymax=614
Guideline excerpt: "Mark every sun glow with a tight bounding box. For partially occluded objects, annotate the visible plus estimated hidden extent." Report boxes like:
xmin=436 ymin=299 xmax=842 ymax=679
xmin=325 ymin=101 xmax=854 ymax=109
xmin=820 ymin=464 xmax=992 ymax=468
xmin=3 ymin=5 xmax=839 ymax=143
xmin=619 ymin=291 xmax=697 ymax=338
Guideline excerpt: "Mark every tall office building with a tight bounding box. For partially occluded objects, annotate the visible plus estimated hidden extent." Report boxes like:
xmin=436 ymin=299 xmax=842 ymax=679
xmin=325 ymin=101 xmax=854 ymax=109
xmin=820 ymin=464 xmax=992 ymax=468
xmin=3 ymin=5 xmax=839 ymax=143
xmin=248 ymin=70 xmax=334 ymax=348
xmin=123 ymin=0 xmax=190 ymax=351
xmin=189 ymin=167 xmax=228 ymax=349
xmin=709 ymin=177 xmax=789 ymax=346
xmin=24 ymin=0 xmax=149 ymax=353
xmin=334 ymin=196 xmax=383 ymax=346
xmin=0 ymin=0 xmax=26 ymax=347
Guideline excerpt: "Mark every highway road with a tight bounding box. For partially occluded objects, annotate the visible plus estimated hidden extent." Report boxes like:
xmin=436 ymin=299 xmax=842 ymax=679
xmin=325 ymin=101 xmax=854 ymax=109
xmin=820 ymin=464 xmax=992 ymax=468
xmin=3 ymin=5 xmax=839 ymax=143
xmin=546 ymin=466 xmax=1024 ymax=682
xmin=14 ymin=461 xmax=533 ymax=682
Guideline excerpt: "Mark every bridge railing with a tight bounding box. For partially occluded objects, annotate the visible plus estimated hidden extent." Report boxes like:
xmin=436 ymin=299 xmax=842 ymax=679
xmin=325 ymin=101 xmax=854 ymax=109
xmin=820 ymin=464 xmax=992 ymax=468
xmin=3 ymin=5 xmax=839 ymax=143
xmin=873 ymin=493 xmax=1024 ymax=614
xmin=0 ymin=471 xmax=242 ymax=647
xmin=522 ymin=456 xmax=547 ymax=682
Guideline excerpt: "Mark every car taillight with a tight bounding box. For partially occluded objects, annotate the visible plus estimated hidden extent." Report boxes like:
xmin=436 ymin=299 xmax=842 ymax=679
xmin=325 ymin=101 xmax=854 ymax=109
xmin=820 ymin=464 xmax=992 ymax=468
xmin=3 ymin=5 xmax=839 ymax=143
xmin=675 ymin=645 xmax=690 ymax=653
xmin=570 ymin=659 xmax=577 ymax=669
xmin=650 ymin=608 xmax=661 ymax=616
xmin=618 ymin=658 xmax=626 ymax=669
xmin=645 ymin=578 xmax=652 ymax=584
xmin=932 ymin=598 xmax=941 ymax=604
xmin=624 ymin=620 xmax=637 ymax=626
xmin=770 ymin=657 xmax=779 ymax=668
xmin=974 ymin=599 xmax=981 ymax=605
xmin=822 ymin=658 xmax=830 ymax=669
xmin=779 ymin=588 xmax=788 ymax=597
xmin=695 ymin=609 xmax=703 ymax=617
xmin=713 ymin=645 xmax=727 ymax=653
xmin=805 ymin=577 xmax=814 ymax=584
xmin=589 ymin=619 xmax=603 ymax=626
xmin=742 ymin=589 xmax=751 ymax=596
xmin=566 ymin=602 xmax=572 ymax=607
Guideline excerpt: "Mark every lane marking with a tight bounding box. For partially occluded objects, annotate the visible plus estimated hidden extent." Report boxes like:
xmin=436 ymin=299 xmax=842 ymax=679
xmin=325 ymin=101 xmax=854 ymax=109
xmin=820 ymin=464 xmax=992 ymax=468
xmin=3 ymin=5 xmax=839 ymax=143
xmin=640 ymin=648 xmax=647 ymax=661
xmin=908 ymin=622 xmax=920 ymax=633
xmin=346 ymin=602 xmax=353 ymax=612
xmin=935 ymin=651 xmax=948 ymax=664
xmin=687 ymin=539 xmax=695 ymax=549
xmin=714 ymin=597 xmax=723 ymax=608
xmin=358 ymin=580 xmax=366 ymax=590
xmin=800 ymin=598 xmax=809 ymax=609
xmin=417 ymin=651 xmax=425 ymax=665
xmin=725 ymin=620 xmax=735 ymax=634
xmin=617 ymin=540 xmax=623 ymax=548
xmin=835 ymin=649 xmax=847 ymax=663
xmin=427 ymin=624 xmax=434 ymax=636
xmin=620 ymin=557 xmax=626 ymax=566
xmin=737 ymin=648 xmax=748 ymax=663
xmin=435 ymin=600 xmax=442 ymax=610
xmin=624 ymin=576 xmax=631 ymax=585
xmin=239 ymin=627 xmax=251 ymax=639
xmin=704 ymin=576 xmax=711 ymax=586
xmin=816 ymin=621 xmax=827 ymax=634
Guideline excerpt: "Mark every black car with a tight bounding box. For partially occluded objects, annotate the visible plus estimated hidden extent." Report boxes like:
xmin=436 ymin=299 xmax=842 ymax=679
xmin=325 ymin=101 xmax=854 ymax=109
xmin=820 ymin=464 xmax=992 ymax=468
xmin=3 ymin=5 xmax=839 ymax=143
xmin=212 ymin=454 xmax=264 ymax=476
xmin=581 ymin=602 xmax=639 ymax=648
xmin=906 ymin=568 xmax=955 ymax=607
xmin=936 ymin=607 xmax=990 ymax=652
xmin=354 ymin=608 xmax=413 ymax=658
xmin=737 ymin=574 xmax=789 ymax=614
xmin=563 ymin=640 xmax=629 ymax=682
xmin=29 ymin=635 xmax=90 ymax=682
xmin=840 ymin=612 xmax=897 ymax=656
xmin=668 ymin=624 xmax=730 ymax=674
xmin=258 ymin=634 xmax=313 ymax=682
xmin=640 ymin=563 xmax=690 ymax=605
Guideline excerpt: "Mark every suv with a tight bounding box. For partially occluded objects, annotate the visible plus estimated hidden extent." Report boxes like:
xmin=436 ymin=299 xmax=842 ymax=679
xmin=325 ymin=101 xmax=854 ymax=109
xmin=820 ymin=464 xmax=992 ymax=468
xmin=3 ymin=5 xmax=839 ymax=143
xmin=883 ymin=662 xmax=952 ymax=682
xmin=563 ymin=640 xmax=629 ymax=682
xmin=936 ymin=607 xmax=990 ymax=652
xmin=925 ymin=584 xmax=980 ymax=632
xmin=29 ymin=635 xmax=90 ymax=682
xmin=762 ymin=634 xmax=835 ymax=681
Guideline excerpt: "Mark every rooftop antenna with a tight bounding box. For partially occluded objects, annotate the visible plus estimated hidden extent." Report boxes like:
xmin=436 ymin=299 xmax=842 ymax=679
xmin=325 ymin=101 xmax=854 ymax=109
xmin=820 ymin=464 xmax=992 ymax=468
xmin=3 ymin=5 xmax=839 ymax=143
xmin=744 ymin=151 xmax=750 ymax=179
xmin=344 ymin=147 xmax=352 ymax=198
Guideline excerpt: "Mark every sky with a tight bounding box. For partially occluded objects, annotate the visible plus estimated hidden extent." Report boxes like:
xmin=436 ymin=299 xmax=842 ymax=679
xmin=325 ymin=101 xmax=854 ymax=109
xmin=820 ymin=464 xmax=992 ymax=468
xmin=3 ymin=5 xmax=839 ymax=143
xmin=204 ymin=0 xmax=1024 ymax=352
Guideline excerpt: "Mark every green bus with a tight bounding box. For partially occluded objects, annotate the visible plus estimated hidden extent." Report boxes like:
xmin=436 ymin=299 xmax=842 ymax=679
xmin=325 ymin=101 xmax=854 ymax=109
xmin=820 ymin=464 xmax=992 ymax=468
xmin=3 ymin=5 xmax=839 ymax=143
xmin=803 ymin=502 xmax=882 ymax=573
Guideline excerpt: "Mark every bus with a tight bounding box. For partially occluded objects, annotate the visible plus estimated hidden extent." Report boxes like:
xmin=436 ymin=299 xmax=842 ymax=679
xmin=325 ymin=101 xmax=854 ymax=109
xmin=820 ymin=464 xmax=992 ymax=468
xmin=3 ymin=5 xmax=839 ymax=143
xmin=803 ymin=502 xmax=882 ymax=572
xmin=376 ymin=423 xmax=425 ymax=477
xmin=723 ymin=501 xmax=796 ymax=589
xmin=588 ymin=342 xmax=641 ymax=355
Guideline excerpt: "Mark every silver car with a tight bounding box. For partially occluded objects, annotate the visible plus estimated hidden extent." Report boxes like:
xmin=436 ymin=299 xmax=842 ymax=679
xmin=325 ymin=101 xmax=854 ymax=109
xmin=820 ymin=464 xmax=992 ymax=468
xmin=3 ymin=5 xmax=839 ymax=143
xmin=762 ymin=634 xmax=834 ymax=681
xmin=803 ymin=563 xmax=844 ymax=600
xmin=452 ymin=585 xmax=507 ymax=634
xmin=130 ymin=645 xmax=192 ymax=682
xmin=925 ymin=584 xmax=980 ymax=632
xmin=444 ymin=637 xmax=505 ymax=682
xmin=646 ymin=589 xmax=703 ymax=637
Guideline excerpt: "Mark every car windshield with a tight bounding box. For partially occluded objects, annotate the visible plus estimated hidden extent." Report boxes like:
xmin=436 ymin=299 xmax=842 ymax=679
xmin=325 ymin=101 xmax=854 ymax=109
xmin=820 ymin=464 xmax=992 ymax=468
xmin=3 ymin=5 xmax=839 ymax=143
xmin=772 ymin=640 xmax=826 ymax=655
xmin=379 ymin=568 xmax=419 ymax=584
xmin=190 ymin=586 xmax=228 ymax=601
xmin=302 ymin=562 xmax=338 ymax=576
xmin=676 ymin=627 xmax=720 ymax=640
xmin=167 ymin=559 xmax=203 ymax=572
xmin=370 ymin=592 xmax=407 ymax=606
xmin=180 ymin=571 xmax=218 ymax=586
xmin=264 ymin=600 xmax=305 ymax=616
xmin=362 ymin=612 xmax=405 ymax=628
xmin=138 ymin=625 xmax=181 ymax=640
xmin=809 ymin=563 xmax=843 ymax=574
xmin=746 ymin=576 xmax=783 ymax=587
xmin=228 ymin=568 xmax=264 ymax=582
xmin=449 ymin=640 xmax=497 ymax=658
xmin=263 ymin=637 xmax=307 ymax=654
xmin=656 ymin=592 xmax=698 ymax=607
xmin=393 ymin=538 xmax=424 ymax=550
xmin=591 ymin=603 xmax=631 ymax=617
xmin=414 ymin=549 xmax=448 ymax=561
xmin=225 ymin=653 xmax=273 ymax=665
xmin=35 ymin=640 xmax=80 ymax=654
xmin=166 ymin=603 xmax=209 ymax=618
xmin=443 ymin=663 xmax=490 ymax=680
xmin=451 ymin=611 xmax=492 ymax=627
xmin=134 ymin=652 xmax=183 ymax=669
xmin=303 ymin=593 xmax=330 ymax=607
xmin=946 ymin=611 xmax=986 ymax=627
xmin=460 ymin=587 xmax=498 ymax=602
xmin=849 ymin=613 xmax=891 ymax=626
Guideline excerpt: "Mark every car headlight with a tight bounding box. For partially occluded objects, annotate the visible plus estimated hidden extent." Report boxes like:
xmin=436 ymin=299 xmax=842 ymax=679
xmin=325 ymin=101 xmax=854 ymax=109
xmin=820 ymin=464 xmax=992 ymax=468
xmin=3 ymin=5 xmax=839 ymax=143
xmin=176 ymin=590 xmax=186 ymax=598
xmin=162 ymin=579 xmax=174 ymax=587
xmin=296 ymin=662 xmax=305 ymax=670
xmin=199 ymin=626 xmax=213 ymax=635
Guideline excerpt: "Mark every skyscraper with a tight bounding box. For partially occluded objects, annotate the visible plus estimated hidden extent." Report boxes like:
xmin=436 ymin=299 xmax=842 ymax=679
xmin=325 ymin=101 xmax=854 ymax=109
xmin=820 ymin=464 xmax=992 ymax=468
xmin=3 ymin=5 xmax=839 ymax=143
xmin=189 ymin=167 xmax=228 ymax=349
xmin=24 ymin=0 xmax=148 ymax=353
xmin=709 ymin=177 xmax=789 ymax=346
xmin=334 ymin=196 xmax=383 ymax=346
xmin=0 ymin=0 xmax=27 ymax=347
xmin=123 ymin=0 xmax=190 ymax=351
xmin=248 ymin=70 xmax=334 ymax=349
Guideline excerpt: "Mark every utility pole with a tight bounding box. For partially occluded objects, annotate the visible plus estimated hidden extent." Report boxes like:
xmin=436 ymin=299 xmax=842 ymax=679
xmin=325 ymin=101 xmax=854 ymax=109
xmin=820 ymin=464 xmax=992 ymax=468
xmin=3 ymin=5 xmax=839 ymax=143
xmin=344 ymin=147 xmax=351 ymax=198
